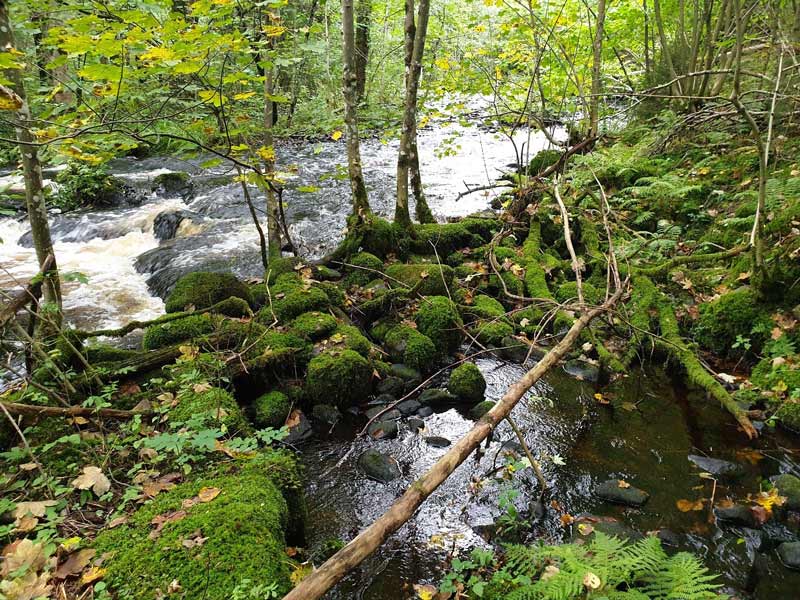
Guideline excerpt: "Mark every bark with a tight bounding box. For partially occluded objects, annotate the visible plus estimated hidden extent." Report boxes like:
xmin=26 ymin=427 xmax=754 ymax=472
xmin=0 ymin=402 xmax=151 ymax=420
xmin=341 ymin=0 xmax=371 ymax=220
xmin=283 ymin=285 xmax=626 ymax=600
xmin=589 ymin=0 xmax=607 ymax=138
xmin=644 ymin=0 xmax=651 ymax=76
xmin=288 ymin=0 xmax=319 ymax=124
xmin=0 ymin=2 xmax=62 ymax=333
xmin=354 ymin=0 xmax=371 ymax=102
xmin=263 ymin=11 xmax=282 ymax=259
xmin=395 ymin=0 xmax=430 ymax=230
xmin=653 ymin=0 xmax=683 ymax=96
xmin=411 ymin=139 xmax=434 ymax=223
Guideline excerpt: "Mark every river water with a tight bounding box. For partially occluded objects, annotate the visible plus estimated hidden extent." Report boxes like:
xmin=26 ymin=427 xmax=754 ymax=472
xmin=1 ymin=120 xmax=799 ymax=599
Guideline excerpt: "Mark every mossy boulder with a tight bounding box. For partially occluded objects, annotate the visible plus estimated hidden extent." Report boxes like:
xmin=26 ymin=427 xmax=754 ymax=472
xmin=385 ymin=263 xmax=455 ymax=296
xmin=776 ymin=401 xmax=800 ymax=434
xmin=527 ymin=148 xmax=562 ymax=176
xmin=694 ymin=287 xmax=770 ymax=357
xmin=460 ymin=294 xmax=507 ymax=321
xmin=469 ymin=400 xmax=495 ymax=419
xmin=411 ymin=220 xmax=495 ymax=255
xmin=152 ymin=171 xmax=194 ymax=200
xmin=268 ymin=285 xmax=330 ymax=323
xmin=169 ymin=386 xmax=248 ymax=433
xmin=86 ymin=344 xmax=140 ymax=364
xmin=345 ymin=252 xmax=384 ymax=287
xmin=752 ymin=356 xmax=800 ymax=395
xmin=253 ymin=391 xmax=291 ymax=428
xmin=330 ymin=324 xmax=373 ymax=357
xmin=92 ymin=458 xmax=295 ymax=599
xmin=471 ymin=320 xmax=514 ymax=346
xmin=773 ymin=473 xmax=800 ymax=511
xmin=165 ymin=272 xmax=253 ymax=314
xmin=142 ymin=314 xmax=216 ymax=350
xmin=307 ymin=350 xmax=373 ymax=408
xmin=291 ymin=311 xmax=338 ymax=341
xmin=384 ymin=325 xmax=437 ymax=372
xmin=448 ymin=362 xmax=486 ymax=403
xmin=415 ymin=296 xmax=464 ymax=355
xmin=212 ymin=296 xmax=252 ymax=318
xmin=265 ymin=256 xmax=302 ymax=284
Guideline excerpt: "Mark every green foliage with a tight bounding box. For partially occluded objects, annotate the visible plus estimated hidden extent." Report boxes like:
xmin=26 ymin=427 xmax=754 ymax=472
xmin=415 ymin=296 xmax=464 ymax=354
xmin=53 ymin=163 xmax=124 ymax=211
xmin=165 ymin=272 xmax=253 ymax=314
xmin=447 ymin=362 xmax=486 ymax=402
xmin=306 ymin=350 xmax=372 ymax=408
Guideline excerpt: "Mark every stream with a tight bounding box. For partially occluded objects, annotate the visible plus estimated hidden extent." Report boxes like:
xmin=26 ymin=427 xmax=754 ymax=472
xmin=2 ymin=120 xmax=800 ymax=598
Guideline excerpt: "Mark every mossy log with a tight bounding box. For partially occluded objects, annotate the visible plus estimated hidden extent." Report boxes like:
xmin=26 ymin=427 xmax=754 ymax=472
xmin=634 ymin=245 xmax=746 ymax=279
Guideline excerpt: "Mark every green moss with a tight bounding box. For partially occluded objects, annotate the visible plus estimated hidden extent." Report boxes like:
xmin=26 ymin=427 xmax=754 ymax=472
xmin=527 ymin=148 xmax=562 ymax=175
xmin=460 ymin=295 xmax=507 ymax=321
xmin=384 ymin=325 xmax=437 ymax=372
xmin=415 ymin=296 xmax=464 ymax=354
xmin=331 ymin=324 xmax=373 ymax=357
xmin=345 ymin=252 xmax=384 ymax=287
xmin=306 ymin=350 xmax=373 ymax=408
xmin=253 ymin=391 xmax=291 ymax=428
xmin=370 ymin=320 xmax=396 ymax=343
xmin=165 ymin=272 xmax=253 ymax=313
xmin=445 ymin=251 xmax=465 ymax=266
xmin=513 ymin=306 xmax=546 ymax=335
xmin=521 ymin=219 xmax=554 ymax=300
xmin=694 ymin=287 xmax=770 ymax=357
xmin=169 ymin=387 xmax=248 ymax=433
xmin=385 ymin=263 xmax=455 ymax=296
xmin=469 ymin=400 xmax=495 ymax=419
xmin=555 ymin=281 xmax=602 ymax=304
xmin=751 ymin=356 xmax=800 ymax=394
xmin=267 ymin=285 xmax=330 ymax=323
xmin=315 ymin=265 xmax=341 ymax=280
xmin=265 ymin=257 xmax=302 ymax=284
xmin=93 ymin=461 xmax=293 ymax=599
xmin=410 ymin=222 xmax=486 ymax=255
xmin=252 ymin=331 xmax=313 ymax=365
xmin=318 ymin=281 xmax=346 ymax=307
xmin=85 ymin=344 xmax=140 ymax=364
xmin=448 ymin=362 xmax=486 ymax=403
xmin=776 ymin=401 xmax=800 ymax=433
xmin=290 ymin=311 xmax=338 ymax=341
xmin=142 ymin=314 xmax=216 ymax=350
xmin=471 ymin=320 xmax=515 ymax=346
xmin=212 ymin=296 xmax=252 ymax=318
xmin=360 ymin=217 xmax=404 ymax=258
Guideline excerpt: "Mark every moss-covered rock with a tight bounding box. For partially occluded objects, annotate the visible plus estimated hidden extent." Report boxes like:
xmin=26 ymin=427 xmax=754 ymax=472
xmin=345 ymin=252 xmax=384 ymax=287
xmin=212 ymin=296 xmax=252 ymax=318
xmin=152 ymin=171 xmax=193 ymax=199
xmin=751 ymin=356 xmax=800 ymax=395
xmin=410 ymin=219 xmax=497 ymax=255
xmin=385 ymin=263 xmax=455 ymax=296
xmin=776 ymin=401 xmax=800 ymax=434
xmin=555 ymin=281 xmax=602 ymax=304
xmin=307 ymin=350 xmax=372 ymax=408
xmin=253 ymin=390 xmax=291 ymax=428
xmin=169 ymin=386 xmax=248 ymax=433
xmin=694 ymin=287 xmax=770 ymax=357
xmin=142 ymin=314 xmax=216 ymax=350
xmin=448 ymin=362 xmax=486 ymax=403
xmin=460 ymin=294 xmax=506 ymax=321
xmin=92 ymin=458 xmax=295 ymax=599
xmin=415 ymin=296 xmax=463 ymax=354
xmin=318 ymin=281 xmax=346 ymax=307
xmin=165 ymin=272 xmax=253 ymax=313
xmin=471 ymin=320 xmax=515 ymax=346
xmin=85 ymin=344 xmax=140 ymax=364
xmin=267 ymin=285 xmax=330 ymax=323
xmin=384 ymin=325 xmax=437 ymax=372
xmin=469 ymin=400 xmax=495 ymax=419
xmin=291 ymin=311 xmax=338 ymax=341
xmin=265 ymin=256 xmax=302 ymax=284
xmin=330 ymin=324 xmax=373 ymax=357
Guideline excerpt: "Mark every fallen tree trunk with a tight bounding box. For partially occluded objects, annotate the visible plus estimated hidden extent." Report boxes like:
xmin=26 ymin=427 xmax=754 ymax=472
xmin=282 ymin=283 xmax=627 ymax=600
xmin=0 ymin=401 xmax=150 ymax=419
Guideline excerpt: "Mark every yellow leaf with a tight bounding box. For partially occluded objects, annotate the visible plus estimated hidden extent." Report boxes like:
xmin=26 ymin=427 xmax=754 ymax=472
xmin=81 ymin=566 xmax=107 ymax=585
xmin=0 ymin=90 xmax=23 ymax=110
xmin=676 ymin=498 xmax=705 ymax=512
xmin=139 ymin=47 xmax=175 ymax=63
xmin=290 ymin=562 xmax=313 ymax=585
xmin=262 ymin=24 xmax=288 ymax=37
xmin=233 ymin=91 xmax=257 ymax=101
xmin=414 ymin=583 xmax=437 ymax=600
xmin=583 ymin=571 xmax=602 ymax=590
xmin=256 ymin=145 xmax=276 ymax=162
xmin=197 ymin=487 xmax=221 ymax=503
xmin=331 ymin=130 xmax=343 ymax=141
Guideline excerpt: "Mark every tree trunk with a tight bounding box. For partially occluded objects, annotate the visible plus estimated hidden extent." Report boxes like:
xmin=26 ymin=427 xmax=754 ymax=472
xmin=263 ymin=56 xmax=282 ymax=259
xmin=0 ymin=2 xmax=62 ymax=333
xmin=354 ymin=0 xmax=371 ymax=103
xmin=411 ymin=139 xmax=434 ymax=223
xmin=589 ymin=0 xmax=607 ymax=138
xmin=395 ymin=0 xmax=430 ymax=230
xmin=644 ymin=0 xmax=652 ymax=77
xmin=342 ymin=0 xmax=371 ymax=221
xmin=653 ymin=0 xmax=683 ymax=96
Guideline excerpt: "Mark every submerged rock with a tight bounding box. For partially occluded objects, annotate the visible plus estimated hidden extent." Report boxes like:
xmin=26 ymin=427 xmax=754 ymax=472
xmin=153 ymin=209 xmax=193 ymax=241
xmin=424 ymin=436 xmax=451 ymax=448
xmin=367 ymin=420 xmax=399 ymax=440
xmin=358 ymin=450 xmax=401 ymax=482
xmin=563 ymin=359 xmax=600 ymax=383
xmin=778 ymin=542 xmax=800 ymax=570
xmin=688 ymin=454 xmax=744 ymax=479
xmin=419 ymin=388 xmax=457 ymax=406
xmin=365 ymin=406 xmax=401 ymax=421
xmin=715 ymin=504 xmax=758 ymax=528
xmin=595 ymin=479 xmax=649 ymax=507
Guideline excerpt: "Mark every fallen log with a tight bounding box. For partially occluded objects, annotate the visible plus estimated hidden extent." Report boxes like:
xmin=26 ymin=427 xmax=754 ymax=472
xmin=0 ymin=401 xmax=150 ymax=419
xmin=282 ymin=282 xmax=627 ymax=600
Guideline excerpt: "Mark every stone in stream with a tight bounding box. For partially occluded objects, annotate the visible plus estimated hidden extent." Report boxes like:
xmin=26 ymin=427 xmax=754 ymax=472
xmin=714 ymin=504 xmax=758 ymax=528
xmin=498 ymin=336 xmax=535 ymax=363
xmin=469 ymin=400 xmax=495 ymax=420
xmin=563 ymin=359 xmax=600 ymax=383
xmin=311 ymin=404 xmax=341 ymax=425
xmin=418 ymin=388 xmax=457 ymax=406
xmin=778 ymin=542 xmax=800 ymax=570
xmin=377 ymin=376 xmax=405 ymax=397
xmin=370 ymin=393 xmax=397 ymax=407
xmin=416 ymin=406 xmax=434 ymax=418
xmin=390 ymin=364 xmax=422 ymax=383
xmin=358 ymin=450 xmax=401 ymax=483
xmin=152 ymin=171 xmax=194 ymax=201
xmin=396 ymin=399 xmax=422 ymax=416
xmin=153 ymin=210 xmax=193 ymax=241
xmin=595 ymin=479 xmax=649 ymax=507
xmin=407 ymin=417 xmax=425 ymax=431
xmin=447 ymin=363 xmax=487 ymax=403
xmin=424 ymin=436 xmax=451 ymax=448
xmin=501 ymin=440 xmax=525 ymax=456
xmin=283 ymin=410 xmax=313 ymax=444
xmin=772 ymin=473 xmax=800 ymax=511
xmin=688 ymin=454 xmax=744 ymax=479
xmin=367 ymin=420 xmax=399 ymax=440
xmin=365 ymin=406 xmax=401 ymax=421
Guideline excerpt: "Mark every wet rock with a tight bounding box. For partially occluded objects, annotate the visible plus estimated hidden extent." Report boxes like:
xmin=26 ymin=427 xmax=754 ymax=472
xmin=469 ymin=400 xmax=495 ymax=420
xmin=447 ymin=362 xmax=487 ymax=403
xmin=563 ymin=359 xmax=600 ymax=383
xmin=715 ymin=504 xmax=758 ymax=528
xmin=419 ymin=388 xmax=457 ymax=406
xmin=772 ymin=474 xmax=800 ymax=511
xmin=358 ymin=450 xmax=401 ymax=483
xmin=778 ymin=542 xmax=800 ymax=570
xmin=595 ymin=480 xmax=649 ymax=507
xmin=656 ymin=529 xmax=681 ymax=547
xmin=688 ymin=455 xmax=744 ymax=479
xmin=370 ymin=393 xmax=397 ymax=406
xmin=311 ymin=404 xmax=340 ymax=425
xmin=424 ymin=436 xmax=451 ymax=448
xmin=367 ymin=420 xmax=399 ymax=440
xmin=529 ymin=499 xmax=546 ymax=522
xmin=365 ymin=406 xmax=401 ymax=421
xmin=498 ymin=336 xmax=531 ymax=363
xmin=416 ymin=406 xmax=433 ymax=418
xmin=152 ymin=171 xmax=194 ymax=201
xmin=377 ymin=376 xmax=405 ymax=397
xmin=396 ymin=400 xmax=421 ymax=416
xmin=153 ymin=210 xmax=190 ymax=241
xmin=407 ymin=417 xmax=425 ymax=431
xmin=284 ymin=410 xmax=313 ymax=444
xmin=501 ymin=440 xmax=525 ymax=456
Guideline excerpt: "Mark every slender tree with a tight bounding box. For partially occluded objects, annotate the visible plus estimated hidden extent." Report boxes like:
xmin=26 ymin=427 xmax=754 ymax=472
xmin=589 ymin=0 xmax=607 ymax=138
xmin=354 ymin=0 xmax=371 ymax=103
xmin=395 ymin=0 xmax=431 ymax=229
xmin=0 ymin=0 xmax=62 ymax=331
xmin=262 ymin=8 xmax=283 ymax=259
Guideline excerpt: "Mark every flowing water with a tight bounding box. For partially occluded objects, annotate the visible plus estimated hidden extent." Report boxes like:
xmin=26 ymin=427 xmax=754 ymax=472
xmin=1 ymin=120 xmax=799 ymax=598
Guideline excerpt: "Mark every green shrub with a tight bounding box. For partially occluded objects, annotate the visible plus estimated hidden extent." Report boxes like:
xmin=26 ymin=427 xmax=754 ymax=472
xmin=165 ymin=272 xmax=253 ymax=313
xmin=142 ymin=314 xmax=216 ymax=350
xmin=307 ymin=350 xmax=372 ymax=408
xmin=253 ymin=391 xmax=291 ymax=428
xmin=415 ymin=296 xmax=464 ymax=354
xmin=53 ymin=163 xmax=125 ymax=210
xmin=448 ymin=362 xmax=486 ymax=403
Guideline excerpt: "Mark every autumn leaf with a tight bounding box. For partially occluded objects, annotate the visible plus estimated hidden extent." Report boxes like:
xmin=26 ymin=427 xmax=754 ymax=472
xmin=54 ymin=548 xmax=95 ymax=580
xmin=735 ymin=448 xmax=765 ymax=465
xmin=583 ymin=571 xmax=602 ymax=590
xmin=414 ymin=583 xmax=437 ymax=600
xmin=81 ymin=566 xmax=107 ymax=585
xmin=560 ymin=513 xmax=575 ymax=526
xmin=72 ymin=466 xmax=111 ymax=497
xmin=577 ymin=523 xmax=594 ymax=536
xmin=331 ymin=130 xmax=343 ymax=141
xmin=149 ymin=510 xmax=187 ymax=539
xmin=676 ymin=498 xmax=705 ymax=512
xmin=291 ymin=562 xmax=314 ymax=585
xmin=750 ymin=488 xmax=786 ymax=516
xmin=197 ymin=487 xmax=221 ymax=503
xmin=617 ymin=480 xmax=631 ymax=489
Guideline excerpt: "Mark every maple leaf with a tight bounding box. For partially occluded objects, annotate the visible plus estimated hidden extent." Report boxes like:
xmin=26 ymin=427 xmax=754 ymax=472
xmin=750 ymin=488 xmax=786 ymax=516
xmin=72 ymin=466 xmax=111 ymax=497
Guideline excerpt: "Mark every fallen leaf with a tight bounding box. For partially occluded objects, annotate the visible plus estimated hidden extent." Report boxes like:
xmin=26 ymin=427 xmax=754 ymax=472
xmin=560 ymin=513 xmax=575 ymax=526
xmin=717 ymin=373 xmax=736 ymax=385
xmin=54 ymin=548 xmax=95 ymax=580
xmin=19 ymin=462 xmax=38 ymax=472
xmin=197 ymin=487 xmax=221 ymax=503
xmin=72 ymin=466 xmax=111 ymax=497
xmin=414 ymin=583 xmax=437 ymax=600
xmin=620 ymin=402 xmax=637 ymax=412
xmin=577 ymin=523 xmax=594 ymax=536
xmin=167 ymin=578 xmax=182 ymax=593
xmin=750 ymin=505 xmax=770 ymax=526
xmin=181 ymin=530 xmax=208 ymax=549
xmin=676 ymin=498 xmax=705 ymax=512
xmin=149 ymin=510 xmax=187 ymax=539
xmin=285 ymin=409 xmax=302 ymax=429
xmin=107 ymin=516 xmax=128 ymax=529
xmin=735 ymin=448 xmax=765 ymax=465
xmin=541 ymin=565 xmax=560 ymax=581
xmin=583 ymin=571 xmax=602 ymax=590
xmin=142 ymin=480 xmax=175 ymax=498
xmin=193 ymin=382 xmax=212 ymax=393
xmin=15 ymin=514 xmax=39 ymax=532
xmin=617 ymin=480 xmax=631 ymax=489
xmin=594 ymin=392 xmax=610 ymax=405
xmin=1 ymin=538 xmax=48 ymax=576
